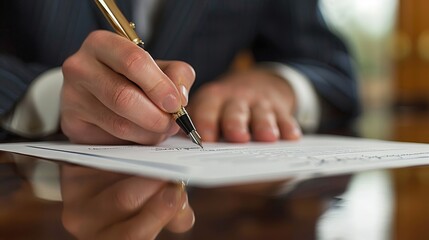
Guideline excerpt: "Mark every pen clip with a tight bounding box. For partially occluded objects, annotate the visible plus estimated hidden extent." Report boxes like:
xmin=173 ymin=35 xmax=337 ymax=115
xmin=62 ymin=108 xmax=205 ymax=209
xmin=94 ymin=0 xmax=144 ymax=46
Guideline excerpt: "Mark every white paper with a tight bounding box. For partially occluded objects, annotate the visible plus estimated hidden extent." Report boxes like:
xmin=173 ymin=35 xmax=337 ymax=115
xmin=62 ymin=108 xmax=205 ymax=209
xmin=1 ymin=135 xmax=429 ymax=187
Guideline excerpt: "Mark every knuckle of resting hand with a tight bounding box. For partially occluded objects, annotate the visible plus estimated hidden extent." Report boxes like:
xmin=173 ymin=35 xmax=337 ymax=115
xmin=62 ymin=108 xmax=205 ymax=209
xmin=200 ymin=83 xmax=223 ymax=97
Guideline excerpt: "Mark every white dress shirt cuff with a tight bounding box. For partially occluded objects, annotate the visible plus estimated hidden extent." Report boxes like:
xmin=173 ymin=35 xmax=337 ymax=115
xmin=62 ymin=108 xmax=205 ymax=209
xmin=1 ymin=68 xmax=63 ymax=138
xmin=260 ymin=62 xmax=321 ymax=133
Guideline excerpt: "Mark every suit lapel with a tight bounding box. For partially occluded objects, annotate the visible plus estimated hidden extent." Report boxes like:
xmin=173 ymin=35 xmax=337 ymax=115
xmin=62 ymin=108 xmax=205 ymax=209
xmin=149 ymin=0 xmax=209 ymax=58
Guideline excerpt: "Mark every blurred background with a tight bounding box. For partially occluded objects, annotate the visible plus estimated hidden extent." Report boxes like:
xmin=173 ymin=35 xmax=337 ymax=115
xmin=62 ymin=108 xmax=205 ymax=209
xmin=319 ymin=1 xmax=429 ymax=239
xmin=321 ymin=0 xmax=429 ymax=143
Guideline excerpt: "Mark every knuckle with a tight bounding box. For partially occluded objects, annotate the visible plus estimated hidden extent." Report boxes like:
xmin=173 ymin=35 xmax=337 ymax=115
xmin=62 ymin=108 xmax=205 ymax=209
xmin=148 ymin=114 xmax=170 ymax=132
xmin=86 ymin=30 xmax=108 ymax=46
xmin=111 ymin=117 xmax=132 ymax=138
xmin=254 ymin=99 xmax=272 ymax=110
xmin=83 ymin=31 xmax=107 ymax=53
xmin=234 ymin=88 xmax=252 ymax=99
xmin=122 ymin=49 xmax=148 ymax=74
xmin=145 ymin=78 xmax=170 ymax=98
xmin=62 ymin=55 xmax=83 ymax=79
xmin=200 ymin=82 xmax=223 ymax=97
xmin=172 ymin=61 xmax=196 ymax=84
xmin=112 ymin=85 xmax=137 ymax=110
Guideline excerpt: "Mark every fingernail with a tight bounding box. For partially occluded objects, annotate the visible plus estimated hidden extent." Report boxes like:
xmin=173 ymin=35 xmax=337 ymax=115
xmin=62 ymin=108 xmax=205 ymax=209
xmin=291 ymin=126 xmax=302 ymax=138
xmin=181 ymin=201 xmax=187 ymax=210
xmin=162 ymin=94 xmax=180 ymax=113
xmin=272 ymin=127 xmax=280 ymax=138
xmin=257 ymin=125 xmax=278 ymax=137
xmin=237 ymin=126 xmax=248 ymax=135
xmin=180 ymin=85 xmax=189 ymax=105
xmin=162 ymin=184 xmax=182 ymax=208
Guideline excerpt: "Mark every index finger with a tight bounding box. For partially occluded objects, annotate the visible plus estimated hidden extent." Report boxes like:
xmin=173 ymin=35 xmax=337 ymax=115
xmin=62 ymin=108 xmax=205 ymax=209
xmin=83 ymin=30 xmax=181 ymax=113
xmin=157 ymin=60 xmax=196 ymax=106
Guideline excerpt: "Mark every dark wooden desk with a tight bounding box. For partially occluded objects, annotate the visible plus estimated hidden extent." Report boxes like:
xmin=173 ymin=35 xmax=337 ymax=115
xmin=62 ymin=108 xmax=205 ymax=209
xmin=1 ymin=150 xmax=429 ymax=240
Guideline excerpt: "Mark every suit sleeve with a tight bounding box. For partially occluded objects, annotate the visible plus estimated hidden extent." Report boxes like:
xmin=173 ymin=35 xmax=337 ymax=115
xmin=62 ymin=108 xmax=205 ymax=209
xmin=0 ymin=56 xmax=49 ymax=117
xmin=252 ymin=0 xmax=361 ymax=133
xmin=0 ymin=2 xmax=50 ymax=138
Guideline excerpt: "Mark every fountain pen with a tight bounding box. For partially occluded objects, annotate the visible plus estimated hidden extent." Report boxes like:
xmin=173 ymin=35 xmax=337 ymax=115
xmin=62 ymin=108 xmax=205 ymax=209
xmin=94 ymin=0 xmax=203 ymax=148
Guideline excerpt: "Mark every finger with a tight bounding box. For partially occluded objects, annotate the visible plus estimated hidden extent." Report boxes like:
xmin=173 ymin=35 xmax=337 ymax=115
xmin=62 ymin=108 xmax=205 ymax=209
xmin=61 ymin=81 xmax=175 ymax=145
xmin=96 ymin=183 xmax=186 ymax=240
xmin=187 ymin=84 xmax=224 ymax=142
xmin=63 ymin=53 xmax=176 ymax=134
xmin=60 ymin=166 xmax=127 ymax=203
xmin=276 ymin=112 xmax=302 ymax=140
xmin=63 ymin=105 xmax=170 ymax=145
xmin=84 ymin=30 xmax=181 ymax=113
xmin=61 ymin=82 xmax=132 ymax=144
xmin=64 ymin=178 xmax=167 ymax=237
xmin=220 ymin=99 xmax=251 ymax=143
xmin=250 ymin=101 xmax=280 ymax=142
xmin=61 ymin=115 xmax=131 ymax=145
xmin=157 ymin=60 xmax=196 ymax=106
xmin=86 ymin=97 xmax=173 ymax=145
xmin=166 ymin=194 xmax=195 ymax=233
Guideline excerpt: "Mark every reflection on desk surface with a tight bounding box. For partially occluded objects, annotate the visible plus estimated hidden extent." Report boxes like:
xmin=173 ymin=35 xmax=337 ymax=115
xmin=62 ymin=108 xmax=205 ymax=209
xmin=1 ymin=152 xmax=429 ymax=240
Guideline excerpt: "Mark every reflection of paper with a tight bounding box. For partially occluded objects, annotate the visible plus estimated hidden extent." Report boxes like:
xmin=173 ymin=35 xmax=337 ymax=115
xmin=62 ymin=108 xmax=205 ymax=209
xmin=1 ymin=135 xmax=429 ymax=186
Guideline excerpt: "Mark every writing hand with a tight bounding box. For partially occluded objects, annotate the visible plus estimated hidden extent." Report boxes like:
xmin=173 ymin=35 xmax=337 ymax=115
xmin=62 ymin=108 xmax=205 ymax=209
xmin=188 ymin=68 xmax=302 ymax=143
xmin=61 ymin=30 xmax=195 ymax=145
xmin=61 ymin=165 xmax=194 ymax=240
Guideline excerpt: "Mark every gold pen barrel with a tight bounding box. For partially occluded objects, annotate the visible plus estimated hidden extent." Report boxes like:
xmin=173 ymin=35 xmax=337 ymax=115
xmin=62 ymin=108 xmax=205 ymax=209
xmin=94 ymin=0 xmax=143 ymax=46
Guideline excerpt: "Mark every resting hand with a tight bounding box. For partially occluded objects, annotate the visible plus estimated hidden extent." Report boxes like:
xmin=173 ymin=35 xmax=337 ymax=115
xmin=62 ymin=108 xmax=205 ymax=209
xmin=188 ymin=68 xmax=302 ymax=142
xmin=61 ymin=166 xmax=194 ymax=240
xmin=61 ymin=30 xmax=195 ymax=145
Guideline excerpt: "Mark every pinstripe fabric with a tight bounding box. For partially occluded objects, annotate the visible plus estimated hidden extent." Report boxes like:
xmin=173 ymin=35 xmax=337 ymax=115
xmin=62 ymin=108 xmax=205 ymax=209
xmin=0 ymin=0 xmax=360 ymax=138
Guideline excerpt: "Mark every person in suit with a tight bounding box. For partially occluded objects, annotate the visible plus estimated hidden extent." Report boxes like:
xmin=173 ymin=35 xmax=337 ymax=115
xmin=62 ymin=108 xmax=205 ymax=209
xmin=0 ymin=0 xmax=360 ymax=143
xmin=0 ymin=0 xmax=360 ymax=237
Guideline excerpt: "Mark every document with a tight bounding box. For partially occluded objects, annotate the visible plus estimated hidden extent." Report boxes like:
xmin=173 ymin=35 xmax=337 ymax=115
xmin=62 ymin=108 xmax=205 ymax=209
xmin=1 ymin=135 xmax=429 ymax=187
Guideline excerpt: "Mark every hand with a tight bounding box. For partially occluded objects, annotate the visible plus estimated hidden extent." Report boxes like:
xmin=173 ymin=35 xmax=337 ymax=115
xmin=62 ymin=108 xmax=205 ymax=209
xmin=188 ymin=68 xmax=302 ymax=143
xmin=61 ymin=165 xmax=194 ymax=240
xmin=61 ymin=30 xmax=195 ymax=145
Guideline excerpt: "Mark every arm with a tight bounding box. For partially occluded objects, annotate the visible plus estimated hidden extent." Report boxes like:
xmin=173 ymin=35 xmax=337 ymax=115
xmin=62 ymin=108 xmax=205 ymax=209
xmin=253 ymin=0 xmax=360 ymax=133
xmin=187 ymin=0 xmax=359 ymax=142
xmin=0 ymin=2 xmax=54 ymax=140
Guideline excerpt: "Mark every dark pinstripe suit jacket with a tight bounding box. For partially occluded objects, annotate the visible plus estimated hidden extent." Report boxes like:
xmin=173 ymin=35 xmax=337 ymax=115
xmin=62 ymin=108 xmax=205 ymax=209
xmin=0 ymin=0 xmax=360 ymax=139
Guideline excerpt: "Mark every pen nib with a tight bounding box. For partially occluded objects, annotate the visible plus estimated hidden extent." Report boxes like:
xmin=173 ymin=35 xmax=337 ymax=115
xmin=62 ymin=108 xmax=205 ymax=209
xmin=188 ymin=130 xmax=203 ymax=149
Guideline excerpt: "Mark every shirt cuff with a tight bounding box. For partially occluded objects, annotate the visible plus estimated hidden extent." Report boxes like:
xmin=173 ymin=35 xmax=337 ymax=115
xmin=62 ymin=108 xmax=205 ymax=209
xmin=0 ymin=68 xmax=63 ymax=138
xmin=260 ymin=62 xmax=321 ymax=133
